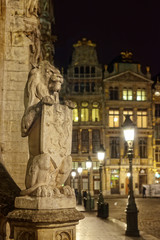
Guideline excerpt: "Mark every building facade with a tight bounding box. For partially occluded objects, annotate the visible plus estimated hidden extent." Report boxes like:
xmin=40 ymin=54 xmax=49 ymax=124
xmin=63 ymin=38 xmax=160 ymax=196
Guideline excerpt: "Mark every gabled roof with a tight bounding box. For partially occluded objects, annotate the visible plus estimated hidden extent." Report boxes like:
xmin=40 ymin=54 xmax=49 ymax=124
xmin=103 ymin=70 xmax=153 ymax=84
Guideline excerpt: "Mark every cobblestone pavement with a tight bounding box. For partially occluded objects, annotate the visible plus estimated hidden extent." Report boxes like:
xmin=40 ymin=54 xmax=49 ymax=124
xmin=104 ymin=197 xmax=160 ymax=239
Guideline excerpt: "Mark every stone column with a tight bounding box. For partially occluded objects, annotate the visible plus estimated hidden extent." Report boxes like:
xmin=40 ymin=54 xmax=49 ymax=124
xmin=78 ymin=129 xmax=82 ymax=154
xmin=147 ymin=135 xmax=153 ymax=165
xmin=134 ymin=168 xmax=139 ymax=195
xmin=89 ymin=129 xmax=92 ymax=155
xmin=102 ymin=166 xmax=105 ymax=195
xmin=90 ymin=168 xmax=94 ymax=196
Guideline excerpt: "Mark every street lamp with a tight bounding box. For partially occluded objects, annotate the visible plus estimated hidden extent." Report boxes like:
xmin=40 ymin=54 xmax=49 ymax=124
xmin=77 ymin=165 xmax=83 ymax=205
xmin=86 ymin=156 xmax=92 ymax=211
xmin=71 ymin=170 xmax=76 ymax=189
xmin=97 ymin=144 xmax=106 ymax=217
xmin=123 ymin=115 xmax=139 ymax=237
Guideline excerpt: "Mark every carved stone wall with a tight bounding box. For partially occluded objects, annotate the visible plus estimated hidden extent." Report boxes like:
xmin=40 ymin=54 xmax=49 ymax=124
xmin=0 ymin=0 xmax=40 ymax=188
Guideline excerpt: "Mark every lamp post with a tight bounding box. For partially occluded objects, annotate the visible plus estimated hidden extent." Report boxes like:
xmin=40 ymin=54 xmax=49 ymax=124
xmin=123 ymin=115 xmax=139 ymax=237
xmin=77 ymin=165 xmax=83 ymax=205
xmin=97 ymin=144 xmax=106 ymax=217
xmin=86 ymin=156 xmax=92 ymax=211
xmin=71 ymin=170 xmax=76 ymax=189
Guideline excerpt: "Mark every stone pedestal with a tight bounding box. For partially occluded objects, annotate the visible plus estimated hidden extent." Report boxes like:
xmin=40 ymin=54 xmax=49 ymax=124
xmin=15 ymin=195 xmax=76 ymax=210
xmin=7 ymin=208 xmax=84 ymax=240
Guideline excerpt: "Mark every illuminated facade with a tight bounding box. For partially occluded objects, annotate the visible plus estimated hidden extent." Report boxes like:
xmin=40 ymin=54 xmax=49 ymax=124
xmin=63 ymin=39 xmax=159 ymax=196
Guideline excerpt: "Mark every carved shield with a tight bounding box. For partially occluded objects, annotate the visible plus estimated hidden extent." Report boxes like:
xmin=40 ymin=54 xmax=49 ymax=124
xmin=40 ymin=104 xmax=72 ymax=169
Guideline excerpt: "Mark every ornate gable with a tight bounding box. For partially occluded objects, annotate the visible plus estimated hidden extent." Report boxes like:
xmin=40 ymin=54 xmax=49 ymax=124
xmin=104 ymin=71 xmax=153 ymax=84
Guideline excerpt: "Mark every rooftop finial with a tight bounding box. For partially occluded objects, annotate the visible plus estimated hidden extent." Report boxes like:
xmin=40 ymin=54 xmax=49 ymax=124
xmin=121 ymin=51 xmax=133 ymax=62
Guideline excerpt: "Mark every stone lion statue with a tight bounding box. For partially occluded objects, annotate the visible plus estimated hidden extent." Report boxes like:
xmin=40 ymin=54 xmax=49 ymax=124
xmin=21 ymin=61 xmax=74 ymax=198
xmin=21 ymin=60 xmax=63 ymax=137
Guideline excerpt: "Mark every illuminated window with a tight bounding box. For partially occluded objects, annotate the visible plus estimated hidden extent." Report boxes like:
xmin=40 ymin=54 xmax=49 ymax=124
xmin=81 ymin=102 xmax=89 ymax=121
xmin=92 ymin=161 xmax=100 ymax=169
xmin=92 ymin=102 xmax=100 ymax=122
xmin=72 ymin=161 xmax=78 ymax=169
xmin=137 ymin=110 xmax=147 ymax=128
xmin=123 ymin=110 xmax=133 ymax=122
xmin=123 ymin=88 xmax=133 ymax=100
xmin=155 ymin=147 xmax=160 ymax=162
xmin=73 ymin=102 xmax=79 ymax=122
xmin=109 ymin=110 xmax=119 ymax=127
xmin=110 ymin=137 xmax=120 ymax=158
xmin=109 ymin=87 xmax=119 ymax=100
xmin=136 ymin=89 xmax=146 ymax=101
xmin=139 ymin=137 xmax=147 ymax=158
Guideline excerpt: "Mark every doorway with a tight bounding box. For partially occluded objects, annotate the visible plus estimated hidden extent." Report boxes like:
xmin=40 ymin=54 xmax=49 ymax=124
xmin=111 ymin=169 xmax=120 ymax=194
xmin=139 ymin=174 xmax=147 ymax=194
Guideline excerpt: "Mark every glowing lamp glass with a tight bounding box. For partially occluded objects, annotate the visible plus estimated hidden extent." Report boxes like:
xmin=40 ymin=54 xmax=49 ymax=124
xmin=77 ymin=166 xmax=83 ymax=174
xmin=123 ymin=129 xmax=134 ymax=142
xmin=127 ymin=172 xmax=131 ymax=178
xmin=86 ymin=161 xmax=92 ymax=170
xmin=97 ymin=152 xmax=105 ymax=162
xmin=71 ymin=171 xmax=76 ymax=178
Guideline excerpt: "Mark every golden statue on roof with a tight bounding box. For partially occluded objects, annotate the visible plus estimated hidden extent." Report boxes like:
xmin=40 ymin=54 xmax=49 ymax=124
xmin=121 ymin=51 xmax=133 ymax=62
xmin=73 ymin=38 xmax=96 ymax=47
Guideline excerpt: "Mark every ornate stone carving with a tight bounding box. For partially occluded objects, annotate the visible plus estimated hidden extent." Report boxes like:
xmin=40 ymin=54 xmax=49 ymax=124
xmin=17 ymin=231 xmax=35 ymax=240
xmin=20 ymin=61 xmax=74 ymax=201
xmin=38 ymin=0 xmax=55 ymax=62
xmin=26 ymin=0 xmax=38 ymax=17
xmin=28 ymin=27 xmax=41 ymax=66
xmin=56 ymin=231 xmax=71 ymax=240
xmin=21 ymin=60 xmax=63 ymax=136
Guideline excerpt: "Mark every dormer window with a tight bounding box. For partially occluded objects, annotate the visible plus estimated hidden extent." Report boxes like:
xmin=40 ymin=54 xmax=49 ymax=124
xmin=123 ymin=88 xmax=133 ymax=100
xmin=137 ymin=89 xmax=146 ymax=101
xmin=109 ymin=87 xmax=119 ymax=100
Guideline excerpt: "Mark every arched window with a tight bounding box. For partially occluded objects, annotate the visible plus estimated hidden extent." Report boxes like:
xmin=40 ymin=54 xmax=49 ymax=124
xmin=81 ymin=102 xmax=89 ymax=122
xmin=92 ymin=102 xmax=100 ymax=122
xmin=73 ymin=102 xmax=79 ymax=122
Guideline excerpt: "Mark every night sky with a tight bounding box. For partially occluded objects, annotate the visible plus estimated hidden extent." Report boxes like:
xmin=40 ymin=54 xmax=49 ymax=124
xmin=53 ymin=0 xmax=160 ymax=77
